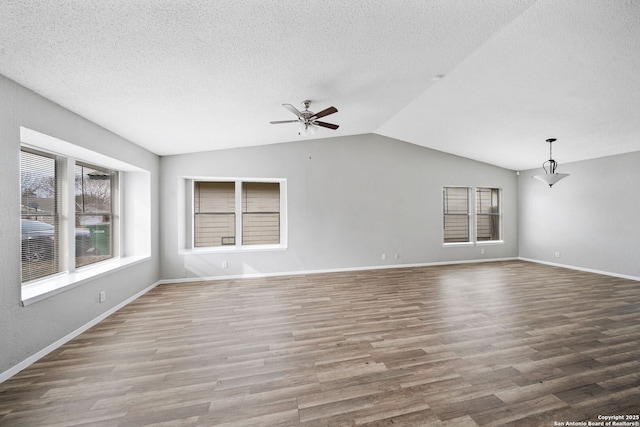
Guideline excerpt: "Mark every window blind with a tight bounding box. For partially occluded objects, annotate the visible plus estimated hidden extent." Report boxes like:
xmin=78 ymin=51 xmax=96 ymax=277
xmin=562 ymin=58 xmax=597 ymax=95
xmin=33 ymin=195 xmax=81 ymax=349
xmin=443 ymin=187 xmax=470 ymax=243
xmin=20 ymin=149 xmax=61 ymax=282
xmin=242 ymin=182 xmax=280 ymax=245
xmin=194 ymin=182 xmax=236 ymax=247
xmin=476 ymin=188 xmax=500 ymax=241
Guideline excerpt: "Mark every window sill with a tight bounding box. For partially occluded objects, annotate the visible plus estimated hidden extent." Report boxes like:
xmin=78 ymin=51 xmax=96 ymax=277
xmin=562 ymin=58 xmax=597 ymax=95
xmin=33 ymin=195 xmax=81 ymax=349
xmin=443 ymin=240 xmax=504 ymax=247
xmin=21 ymin=256 xmax=150 ymax=306
xmin=477 ymin=240 xmax=504 ymax=246
xmin=179 ymin=244 xmax=287 ymax=255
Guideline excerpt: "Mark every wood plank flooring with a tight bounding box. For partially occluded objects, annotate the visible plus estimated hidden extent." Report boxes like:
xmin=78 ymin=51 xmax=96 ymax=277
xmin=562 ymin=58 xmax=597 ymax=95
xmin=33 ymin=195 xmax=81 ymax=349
xmin=1 ymin=261 xmax=639 ymax=426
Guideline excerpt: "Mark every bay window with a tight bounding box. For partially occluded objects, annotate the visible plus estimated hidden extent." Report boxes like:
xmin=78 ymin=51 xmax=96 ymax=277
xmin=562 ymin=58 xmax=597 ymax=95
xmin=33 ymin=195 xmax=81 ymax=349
xmin=20 ymin=148 xmax=118 ymax=284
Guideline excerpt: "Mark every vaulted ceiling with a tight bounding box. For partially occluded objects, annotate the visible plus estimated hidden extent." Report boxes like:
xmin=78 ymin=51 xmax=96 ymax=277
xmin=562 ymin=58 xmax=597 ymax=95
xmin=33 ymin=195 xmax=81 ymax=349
xmin=1 ymin=1 xmax=639 ymax=170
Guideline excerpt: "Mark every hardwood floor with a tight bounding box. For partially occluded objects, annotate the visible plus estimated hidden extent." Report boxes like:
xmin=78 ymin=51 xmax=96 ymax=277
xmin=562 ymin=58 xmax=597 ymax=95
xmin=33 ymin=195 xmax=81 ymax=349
xmin=1 ymin=261 xmax=639 ymax=426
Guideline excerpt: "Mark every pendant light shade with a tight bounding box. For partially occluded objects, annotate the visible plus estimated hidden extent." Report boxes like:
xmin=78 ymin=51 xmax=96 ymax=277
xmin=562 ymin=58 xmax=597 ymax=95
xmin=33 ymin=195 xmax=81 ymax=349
xmin=532 ymin=172 xmax=570 ymax=187
xmin=532 ymin=138 xmax=569 ymax=187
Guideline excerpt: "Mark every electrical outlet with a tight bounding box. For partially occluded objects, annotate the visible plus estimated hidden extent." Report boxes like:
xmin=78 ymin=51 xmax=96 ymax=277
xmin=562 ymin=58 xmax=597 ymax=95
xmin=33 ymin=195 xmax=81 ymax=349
xmin=382 ymin=253 xmax=387 ymax=260
xmin=99 ymin=291 xmax=106 ymax=303
xmin=480 ymin=248 xmax=485 ymax=255
xmin=555 ymin=251 xmax=561 ymax=258
xmin=222 ymin=261 xmax=228 ymax=269
xmin=394 ymin=253 xmax=400 ymax=260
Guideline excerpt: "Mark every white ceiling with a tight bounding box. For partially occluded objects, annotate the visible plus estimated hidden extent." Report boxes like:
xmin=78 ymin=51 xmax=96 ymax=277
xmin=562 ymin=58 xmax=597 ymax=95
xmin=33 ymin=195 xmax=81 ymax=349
xmin=1 ymin=0 xmax=639 ymax=171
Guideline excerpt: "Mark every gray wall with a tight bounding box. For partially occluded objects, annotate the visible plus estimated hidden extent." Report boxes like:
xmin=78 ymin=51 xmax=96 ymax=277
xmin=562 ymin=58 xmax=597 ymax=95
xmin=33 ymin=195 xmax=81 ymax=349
xmin=160 ymin=133 xmax=519 ymax=280
xmin=518 ymin=151 xmax=640 ymax=278
xmin=0 ymin=75 xmax=161 ymax=375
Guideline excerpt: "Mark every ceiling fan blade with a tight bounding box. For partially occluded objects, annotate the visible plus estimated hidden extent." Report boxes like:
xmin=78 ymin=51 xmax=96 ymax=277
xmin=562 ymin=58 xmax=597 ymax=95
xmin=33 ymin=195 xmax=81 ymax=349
xmin=270 ymin=120 xmax=300 ymax=124
xmin=311 ymin=106 xmax=338 ymax=120
xmin=313 ymin=120 xmax=339 ymax=130
xmin=282 ymin=103 xmax=302 ymax=117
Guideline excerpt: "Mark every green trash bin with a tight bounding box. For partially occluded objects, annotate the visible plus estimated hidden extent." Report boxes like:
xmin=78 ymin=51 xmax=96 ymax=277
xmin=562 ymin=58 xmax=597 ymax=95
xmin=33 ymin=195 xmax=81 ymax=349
xmin=87 ymin=224 xmax=110 ymax=255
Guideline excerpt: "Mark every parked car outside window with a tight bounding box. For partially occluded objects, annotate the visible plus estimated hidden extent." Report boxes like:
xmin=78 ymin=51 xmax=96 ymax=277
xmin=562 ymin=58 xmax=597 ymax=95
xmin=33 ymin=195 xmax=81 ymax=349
xmin=21 ymin=219 xmax=95 ymax=261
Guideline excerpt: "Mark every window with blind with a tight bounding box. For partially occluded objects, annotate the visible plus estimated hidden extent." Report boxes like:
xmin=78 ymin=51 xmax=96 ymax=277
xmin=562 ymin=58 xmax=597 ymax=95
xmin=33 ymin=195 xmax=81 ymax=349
xmin=20 ymin=147 xmax=120 ymax=284
xmin=443 ymin=187 xmax=470 ymax=243
xmin=20 ymin=149 xmax=60 ymax=282
xmin=476 ymin=187 xmax=501 ymax=241
xmin=194 ymin=180 xmax=281 ymax=248
xmin=443 ymin=186 xmax=503 ymax=245
xmin=75 ymin=162 xmax=115 ymax=267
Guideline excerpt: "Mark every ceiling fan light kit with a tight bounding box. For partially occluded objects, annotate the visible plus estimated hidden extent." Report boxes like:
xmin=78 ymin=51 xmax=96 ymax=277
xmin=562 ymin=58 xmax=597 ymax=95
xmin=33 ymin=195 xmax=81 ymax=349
xmin=298 ymin=122 xmax=316 ymax=137
xmin=532 ymin=138 xmax=570 ymax=187
xmin=270 ymin=100 xmax=339 ymax=137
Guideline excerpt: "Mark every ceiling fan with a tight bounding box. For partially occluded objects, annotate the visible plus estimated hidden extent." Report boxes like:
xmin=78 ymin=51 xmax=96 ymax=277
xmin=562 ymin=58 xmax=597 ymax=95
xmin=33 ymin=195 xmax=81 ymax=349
xmin=270 ymin=100 xmax=339 ymax=135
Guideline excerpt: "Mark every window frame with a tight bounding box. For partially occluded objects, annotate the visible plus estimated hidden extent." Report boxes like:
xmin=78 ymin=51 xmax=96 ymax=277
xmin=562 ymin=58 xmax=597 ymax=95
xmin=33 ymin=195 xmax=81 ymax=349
xmin=442 ymin=186 xmax=503 ymax=247
xmin=241 ymin=181 xmax=282 ymax=246
xmin=475 ymin=187 xmax=502 ymax=243
xmin=188 ymin=177 xmax=288 ymax=253
xmin=74 ymin=160 xmax=118 ymax=268
xmin=193 ymin=181 xmax=237 ymax=248
xmin=442 ymin=186 xmax=471 ymax=245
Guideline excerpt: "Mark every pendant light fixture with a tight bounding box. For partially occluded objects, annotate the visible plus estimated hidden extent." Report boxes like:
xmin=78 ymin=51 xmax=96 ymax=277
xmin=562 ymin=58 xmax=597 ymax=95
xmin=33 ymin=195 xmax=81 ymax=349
xmin=532 ymin=138 xmax=570 ymax=187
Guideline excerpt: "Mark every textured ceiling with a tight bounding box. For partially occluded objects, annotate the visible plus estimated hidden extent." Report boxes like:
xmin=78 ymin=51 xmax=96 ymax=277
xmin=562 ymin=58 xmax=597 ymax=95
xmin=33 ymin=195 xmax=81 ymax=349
xmin=1 ymin=0 xmax=639 ymax=170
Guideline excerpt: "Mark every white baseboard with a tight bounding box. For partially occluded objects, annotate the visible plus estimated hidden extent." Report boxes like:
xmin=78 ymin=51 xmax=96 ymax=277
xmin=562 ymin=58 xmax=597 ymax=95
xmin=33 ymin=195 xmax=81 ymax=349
xmin=519 ymin=257 xmax=640 ymax=282
xmin=0 ymin=280 xmax=160 ymax=384
xmin=158 ymin=257 xmax=520 ymax=285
